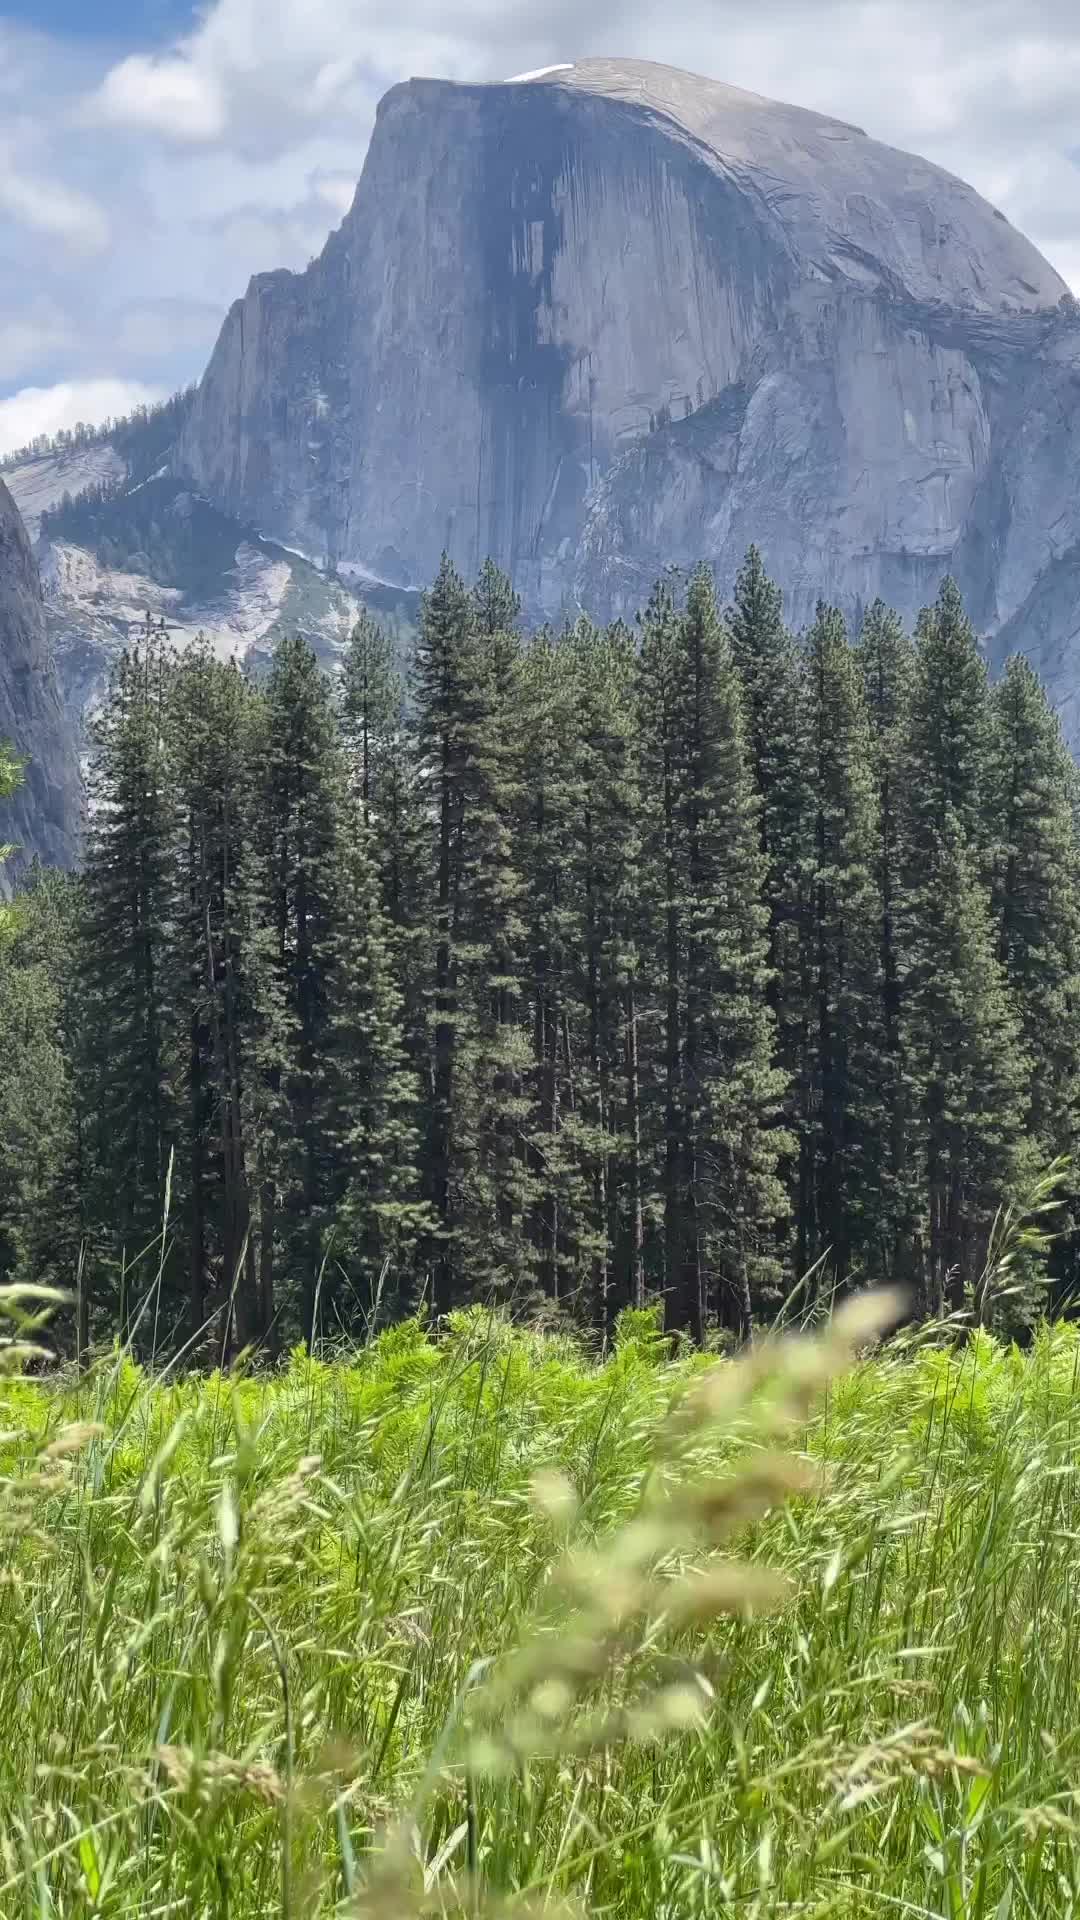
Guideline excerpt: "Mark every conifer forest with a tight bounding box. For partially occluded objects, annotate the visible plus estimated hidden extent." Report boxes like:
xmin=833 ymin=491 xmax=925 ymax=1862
xmin=2 ymin=548 xmax=1077 ymax=1356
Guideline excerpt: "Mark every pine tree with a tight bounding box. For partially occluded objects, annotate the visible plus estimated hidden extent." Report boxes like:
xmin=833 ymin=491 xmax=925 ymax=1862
xmin=563 ymin=616 xmax=646 ymax=1322
xmin=989 ymin=655 xmax=1080 ymax=1155
xmin=322 ymin=796 xmax=427 ymax=1327
xmin=636 ymin=577 xmax=685 ymax=1314
xmin=728 ymin=549 xmax=809 ymax=965
xmin=898 ymin=581 xmax=1023 ymax=1313
xmin=988 ymin=655 xmax=1080 ymax=1312
xmin=340 ymin=612 xmax=400 ymax=831
xmin=243 ymin=634 xmax=343 ymax=1345
xmin=167 ymin=641 xmax=257 ymax=1344
xmin=803 ymin=603 xmax=885 ymax=1284
xmin=728 ymin=548 xmax=810 ymax=1263
xmin=903 ymin=578 xmax=993 ymax=857
xmin=413 ymin=555 xmax=526 ymax=1309
xmin=515 ymin=627 xmax=583 ymax=1304
xmin=858 ymin=602 xmax=916 ymax=1275
xmin=340 ymin=609 xmax=428 ymax=1078
xmin=472 ymin=557 xmax=522 ymax=641
xmin=639 ymin=568 xmax=787 ymax=1341
xmin=469 ymin=562 xmax=529 ymax=1294
xmin=0 ymin=867 xmax=83 ymax=1302
xmin=414 ymin=556 xmax=471 ymax=1310
xmin=859 ymin=601 xmax=913 ymax=1052
xmin=902 ymin=814 xmax=1025 ymax=1317
xmin=81 ymin=633 xmax=178 ymax=1318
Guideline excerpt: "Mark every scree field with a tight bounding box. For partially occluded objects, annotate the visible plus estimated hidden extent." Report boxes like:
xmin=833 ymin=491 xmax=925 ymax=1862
xmin=1 ymin=1303 xmax=1080 ymax=1917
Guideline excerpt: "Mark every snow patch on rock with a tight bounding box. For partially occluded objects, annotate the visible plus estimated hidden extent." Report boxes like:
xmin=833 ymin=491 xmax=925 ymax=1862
xmin=504 ymin=64 xmax=573 ymax=83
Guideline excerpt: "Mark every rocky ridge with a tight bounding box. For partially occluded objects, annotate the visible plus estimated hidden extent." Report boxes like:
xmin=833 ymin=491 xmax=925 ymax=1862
xmin=0 ymin=451 xmax=419 ymax=746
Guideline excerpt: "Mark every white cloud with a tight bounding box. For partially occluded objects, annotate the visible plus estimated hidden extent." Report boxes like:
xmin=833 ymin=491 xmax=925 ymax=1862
xmin=0 ymin=155 xmax=110 ymax=254
xmin=95 ymin=53 xmax=226 ymax=143
xmin=0 ymin=380 xmax=167 ymax=458
xmin=88 ymin=0 xmax=620 ymax=158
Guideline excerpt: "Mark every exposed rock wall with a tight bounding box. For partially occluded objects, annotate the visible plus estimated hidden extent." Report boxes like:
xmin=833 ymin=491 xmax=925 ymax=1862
xmin=0 ymin=479 xmax=81 ymax=882
xmin=179 ymin=56 xmax=1080 ymax=736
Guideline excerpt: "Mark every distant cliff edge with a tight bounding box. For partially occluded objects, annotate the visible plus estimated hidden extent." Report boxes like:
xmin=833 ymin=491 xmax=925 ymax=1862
xmin=0 ymin=479 xmax=81 ymax=884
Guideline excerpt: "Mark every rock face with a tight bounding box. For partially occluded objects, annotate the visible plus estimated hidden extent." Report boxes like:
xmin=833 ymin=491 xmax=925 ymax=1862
xmin=0 ymin=451 xmax=419 ymax=751
xmin=179 ymin=57 xmax=1080 ymax=731
xmin=0 ymin=479 xmax=81 ymax=882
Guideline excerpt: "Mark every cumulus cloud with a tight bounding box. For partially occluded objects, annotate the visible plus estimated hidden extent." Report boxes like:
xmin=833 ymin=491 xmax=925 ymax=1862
xmin=88 ymin=0 xmax=624 ymax=154
xmin=0 ymin=154 xmax=110 ymax=254
xmin=95 ymin=53 xmax=226 ymax=142
xmin=0 ymin=380 xmax=167 ymax=459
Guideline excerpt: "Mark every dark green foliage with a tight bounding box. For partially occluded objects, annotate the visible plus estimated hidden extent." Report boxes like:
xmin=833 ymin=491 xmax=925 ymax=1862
xmin=898 ymin=583 xmax=1024 ymax=1315
xmin=411 ymin=556 xmax=530 ymax=1306
xmin=341 ymin=613 xmax=428 ymax=1081
xmin=902 ymin=817 xmax=1025 ymax=1316
xmin=81 ymin=632 xmax=178 ymax=1304
xmin=0 ymin=866 xmax=84 ymax=1299
xmin=802 ymin=603 xmax=886 ymax=1284
xmin=989 ymin=656 xmax=1080 ymax=1315
xmin=242 ymin=635 xmax=353 ymax=1342
xmin=515 ymin=626 xmax=587 ymax=1307
xmin=561 ymin=617 xmax=646 ymax=1323
xmin=639 ymin=569 xmax=788 ymax=1339
xmin=857 ymin=601 xmax=918 ymax=1279
xmin=903 ymin=578 xmax=993 ymax=859
xmin=167 ymin=640 xmax=258 ymax=1343
xmin=727 ymin=549 xmax=811 ymax=1249
xmin=43 ymin=479 xmax=261 ymax=597
xmin=8 ymin=550 xmax=1076 ymax=1352
xmin=340 ymin=612 xmax=401 ymax=829
xmin=321 ymin=800 xmax=429 ymax=1327
xmin=989 ymin=656 xmax=1080 ymax=1159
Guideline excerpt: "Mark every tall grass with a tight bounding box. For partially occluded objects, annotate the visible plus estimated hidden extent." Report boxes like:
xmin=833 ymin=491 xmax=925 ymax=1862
xmin=2 ymin=1298 xmax=1080 ymax=1915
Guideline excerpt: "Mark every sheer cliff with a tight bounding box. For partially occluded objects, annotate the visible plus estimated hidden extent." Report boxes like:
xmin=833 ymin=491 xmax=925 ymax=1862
xmin=178 ymin=57 xmax=1080 ymax=730
xmin=0 ymin=480 xmax=80 ymax=882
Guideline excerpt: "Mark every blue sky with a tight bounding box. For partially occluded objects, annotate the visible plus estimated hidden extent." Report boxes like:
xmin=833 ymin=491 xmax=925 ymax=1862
xmin=3 ymin=0 xmax=197 ymax=38
xmin=2 ymin=0 xmax=1079 ymax=456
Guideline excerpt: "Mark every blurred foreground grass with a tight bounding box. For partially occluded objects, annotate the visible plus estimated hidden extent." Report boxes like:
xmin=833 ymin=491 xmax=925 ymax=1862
xmin=2 ymin=1300 xmax=1080 ymax=1915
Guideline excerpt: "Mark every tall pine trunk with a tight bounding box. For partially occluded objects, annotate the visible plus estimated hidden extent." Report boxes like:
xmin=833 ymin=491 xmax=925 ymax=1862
xmin=624 ymin=983 xmax=645 ymax=1311
xmin=430 ymin=723 xmax=455 ymax=1316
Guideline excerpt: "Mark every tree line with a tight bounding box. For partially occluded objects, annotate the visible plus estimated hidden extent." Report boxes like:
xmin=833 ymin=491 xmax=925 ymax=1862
xmin=2 ymin=549 xmax=1078 ymax=1354
xmin=0 ymin=389 xmax=196 ymax=480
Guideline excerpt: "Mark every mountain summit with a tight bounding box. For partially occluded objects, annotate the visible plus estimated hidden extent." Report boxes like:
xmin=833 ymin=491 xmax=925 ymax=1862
xmin=175 ymin=56 xmax=1080 ymax=700
xmin=8 ymin=58 xmax=1080 ymax=767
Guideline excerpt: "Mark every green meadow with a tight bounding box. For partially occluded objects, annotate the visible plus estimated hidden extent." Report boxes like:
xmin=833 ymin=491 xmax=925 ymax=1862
xmin=1 ymin=1301 xmax=1080 ymax=1916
